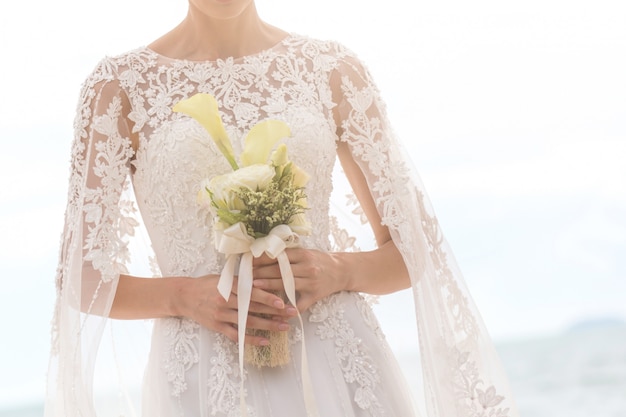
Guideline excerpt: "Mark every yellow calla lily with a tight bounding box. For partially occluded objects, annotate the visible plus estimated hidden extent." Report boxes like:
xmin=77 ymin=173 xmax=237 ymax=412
xmin=173 ymin=93 xmax=239 ymax=170
xmin=291 ymin=163 xmax=310 ymax=187
xmin=240 ymin=120 xmax=291 ymax=167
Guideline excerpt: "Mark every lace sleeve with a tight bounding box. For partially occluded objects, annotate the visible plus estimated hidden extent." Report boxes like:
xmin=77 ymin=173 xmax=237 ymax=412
xmin=46 ymin=58 xmax=138 ymax=416
xmin=330 ymin=50 xmax=519 ymax=417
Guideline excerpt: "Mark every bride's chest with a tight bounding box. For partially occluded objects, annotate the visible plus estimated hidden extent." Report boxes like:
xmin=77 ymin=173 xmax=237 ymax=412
xmin=133 ymin=108 xmax=337 ymax=184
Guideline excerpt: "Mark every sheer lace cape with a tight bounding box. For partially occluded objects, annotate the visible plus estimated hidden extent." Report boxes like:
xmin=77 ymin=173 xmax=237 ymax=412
xmin=45 ymin=34 xmax=518 ymax=416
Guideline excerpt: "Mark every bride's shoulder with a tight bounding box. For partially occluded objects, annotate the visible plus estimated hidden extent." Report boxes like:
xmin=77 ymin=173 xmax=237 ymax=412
xmin=286 ymin=34 xmax=360 ymax=60
xmin=286 ymin=35 xmax=377 ymax=91
xmin=81 ymin=47 xmax=157 ymax=86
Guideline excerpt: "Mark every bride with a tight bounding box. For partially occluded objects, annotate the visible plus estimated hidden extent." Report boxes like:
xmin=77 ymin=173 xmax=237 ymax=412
xmin=45 ymin=0 xmax=519 ymax=416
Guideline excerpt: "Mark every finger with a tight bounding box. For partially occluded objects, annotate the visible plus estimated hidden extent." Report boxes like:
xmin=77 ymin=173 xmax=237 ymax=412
xmin=247 ymin=300 xmax=279 ymax=315
xmin=245 ymin=314 xmax=291 ymax=333
xmin=248 ymin=300 xmax=298 ymax=318
xmin=245 ymin=334 xmax=271 ymax=347
xmin=230 ymin=287 xmax=296 ymax=317
xmin=213 ymin=292 xmax=294 ymax=320
xmin=214 ymin=309 xmax=290 ymax=334
xmin=252 ymin=262 xmax=282 ymax=279
xmin=217 ymin=295 xmax=293 ymax=325
xmin=252 ymin=278 xmax=285 ymax=292
xmin=284 ymin=247 xmax=307 ymax=263
xmin=289 ymin=261 xmax=322 ymax=283
xmin=231 ymin=279 xmax=285 ymax=309
xmin=217 ymin=323 xmax=272 ymax=347
xmin=213 ymin=307 xmax=240 ymax=326
xmin=249 ymin=286 xmax=288 ymax=309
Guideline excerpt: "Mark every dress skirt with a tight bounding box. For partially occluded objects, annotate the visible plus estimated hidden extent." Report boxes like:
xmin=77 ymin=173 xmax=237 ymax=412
xmin=142 ymin=291 xmax=418 ymax=417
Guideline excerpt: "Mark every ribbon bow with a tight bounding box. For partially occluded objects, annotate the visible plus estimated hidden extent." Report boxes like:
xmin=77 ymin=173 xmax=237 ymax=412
xmin=215 ymin=223 xmax=319 ymax=417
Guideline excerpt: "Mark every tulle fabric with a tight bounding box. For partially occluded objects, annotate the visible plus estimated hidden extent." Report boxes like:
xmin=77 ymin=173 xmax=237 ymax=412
xmin=45 ymin=34 xmax=518 ymax=416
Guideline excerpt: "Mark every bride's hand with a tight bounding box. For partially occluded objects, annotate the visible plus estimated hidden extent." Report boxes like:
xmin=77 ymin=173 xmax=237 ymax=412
xmin=177 ymin=275 xmax=297 ymax=346
xmin=252 ymin=249 xmax=347 ymax=313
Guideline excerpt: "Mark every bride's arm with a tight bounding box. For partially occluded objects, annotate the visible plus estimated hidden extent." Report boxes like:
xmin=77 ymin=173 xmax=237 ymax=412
xmin=322 ymin=50 xmax=411 ymax=298
xmin=110 ymin=273 xmax=296 ymax=345
xmin=332 ymin=138 xmax=411 ymax=295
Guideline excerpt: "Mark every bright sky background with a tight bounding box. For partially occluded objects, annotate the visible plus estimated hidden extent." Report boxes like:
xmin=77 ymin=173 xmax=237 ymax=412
xmin=0 ymin=0 xmax=624 ymax=409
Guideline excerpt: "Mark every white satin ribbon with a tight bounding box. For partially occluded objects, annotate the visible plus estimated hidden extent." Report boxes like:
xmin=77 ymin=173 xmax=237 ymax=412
xmin=215 ymin=223 xmax=320 ymax=417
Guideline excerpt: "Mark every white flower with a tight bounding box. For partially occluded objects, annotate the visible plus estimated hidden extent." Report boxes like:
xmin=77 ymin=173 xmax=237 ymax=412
xmin=208 ymin=174 xmax=244 ymax=211
xmin=227 ymin=163 xmax=275 ymax=191
xmin=208 ymin=164 xmax=275 ymax=211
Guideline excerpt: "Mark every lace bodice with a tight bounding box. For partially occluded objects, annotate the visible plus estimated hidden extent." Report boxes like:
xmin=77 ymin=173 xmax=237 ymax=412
xmin=127 ymin=36 xmax=340 ymax=276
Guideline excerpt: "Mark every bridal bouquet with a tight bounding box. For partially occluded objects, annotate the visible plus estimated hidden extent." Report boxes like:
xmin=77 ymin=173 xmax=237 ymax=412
xmin=173 ymin=93 xmax=311 ymax=367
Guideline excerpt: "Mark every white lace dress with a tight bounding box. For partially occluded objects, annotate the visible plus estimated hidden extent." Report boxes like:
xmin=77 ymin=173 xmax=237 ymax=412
xmin=135 ymin=41 xmax=417 ymax=416
xmin=47 ymin=34 xmax=518 ymax=417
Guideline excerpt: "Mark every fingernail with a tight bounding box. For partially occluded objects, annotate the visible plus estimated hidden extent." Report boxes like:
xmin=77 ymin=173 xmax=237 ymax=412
xmin=278 ymin=323 xmax=290 ymax=331
xmin=286 ymin=307 xmax=297 ymax=315
xmin=273 ymin=299 xmax=285 ymax=308
xmin=259 ymin=339 xmax=270 ymax=346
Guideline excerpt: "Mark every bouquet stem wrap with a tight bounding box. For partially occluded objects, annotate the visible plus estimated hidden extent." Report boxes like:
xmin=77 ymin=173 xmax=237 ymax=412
xmin=215 ymin=223 xmax=319 ymax=417
xmin=244 ymin=289 xmax=290 ymax=367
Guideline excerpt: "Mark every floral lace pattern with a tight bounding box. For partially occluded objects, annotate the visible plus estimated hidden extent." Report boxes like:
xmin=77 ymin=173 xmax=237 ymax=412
xmin=49 ymin=33 xmax=517 ymax=417
xmin=356 ymin=296 xmax=386 ymax=344
xmin=451 ymin=348 xmax=510 ymax=417
xmin=163 ymin=318 xmax=200 ymax=398
xmin=416 ymin=190 xmax=479 ymax=339
xmin=310 ymin=293 xmax=386 ymax=416
xmin=412 ymin=190 xmax=513 ymax=415
xmin=132 ymin=120 xmax=223 ymax=277
xmin=207 ymin=335 xmax=245 ymax=416
xmin=83 ymin=99 xmax=138 ymax=281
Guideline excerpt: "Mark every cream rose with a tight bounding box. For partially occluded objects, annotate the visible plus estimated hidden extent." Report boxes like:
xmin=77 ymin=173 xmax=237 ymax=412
xmin=229 ymin=163 xmax=275 ymax=191
xmin=208 ymin=164 xmax=275 ymax=211
xmin=208 ymin=174 xmax=244 ymax=211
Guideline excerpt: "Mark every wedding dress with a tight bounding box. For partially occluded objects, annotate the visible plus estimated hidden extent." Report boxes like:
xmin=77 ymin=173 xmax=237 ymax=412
xmin=46 ymin=34 xmax=519 ymax=417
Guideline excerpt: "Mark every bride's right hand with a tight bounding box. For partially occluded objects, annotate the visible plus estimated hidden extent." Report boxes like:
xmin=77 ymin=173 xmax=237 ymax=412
xmin=177 ymin=275 xmax=297 ymax=346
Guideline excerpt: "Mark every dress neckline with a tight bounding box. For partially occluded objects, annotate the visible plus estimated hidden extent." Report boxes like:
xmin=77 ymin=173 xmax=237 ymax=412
xmin=143 ymin=33 xmax=293 ymax=64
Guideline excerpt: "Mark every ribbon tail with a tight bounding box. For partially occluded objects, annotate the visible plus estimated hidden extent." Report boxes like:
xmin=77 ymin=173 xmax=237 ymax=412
xmin=299 ymin=321 xmax=319 ymax=417
xmin=217 ymin=254 xmax=239 ymax=300
xmin=237 ymin=252 xmax=254 ymax=417
xmin=276 ymin=252 xmax=320 ymax=417
xmin=277 ymin=252 xmax=297 ymax=306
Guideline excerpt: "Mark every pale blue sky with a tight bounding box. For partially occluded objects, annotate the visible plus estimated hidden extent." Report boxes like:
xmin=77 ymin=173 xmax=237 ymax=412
xmin=0 ymin=0 xmax=624 ymax=409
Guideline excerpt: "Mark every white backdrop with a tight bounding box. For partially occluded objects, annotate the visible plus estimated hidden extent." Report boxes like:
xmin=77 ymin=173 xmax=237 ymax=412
xmin=0 ymin=0 xmax=624 ymax=409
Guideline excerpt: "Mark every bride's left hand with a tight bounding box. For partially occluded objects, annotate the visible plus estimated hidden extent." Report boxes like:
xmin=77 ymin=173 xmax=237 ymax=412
xmin=252 ymin=248 xmax=346 ymax=313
